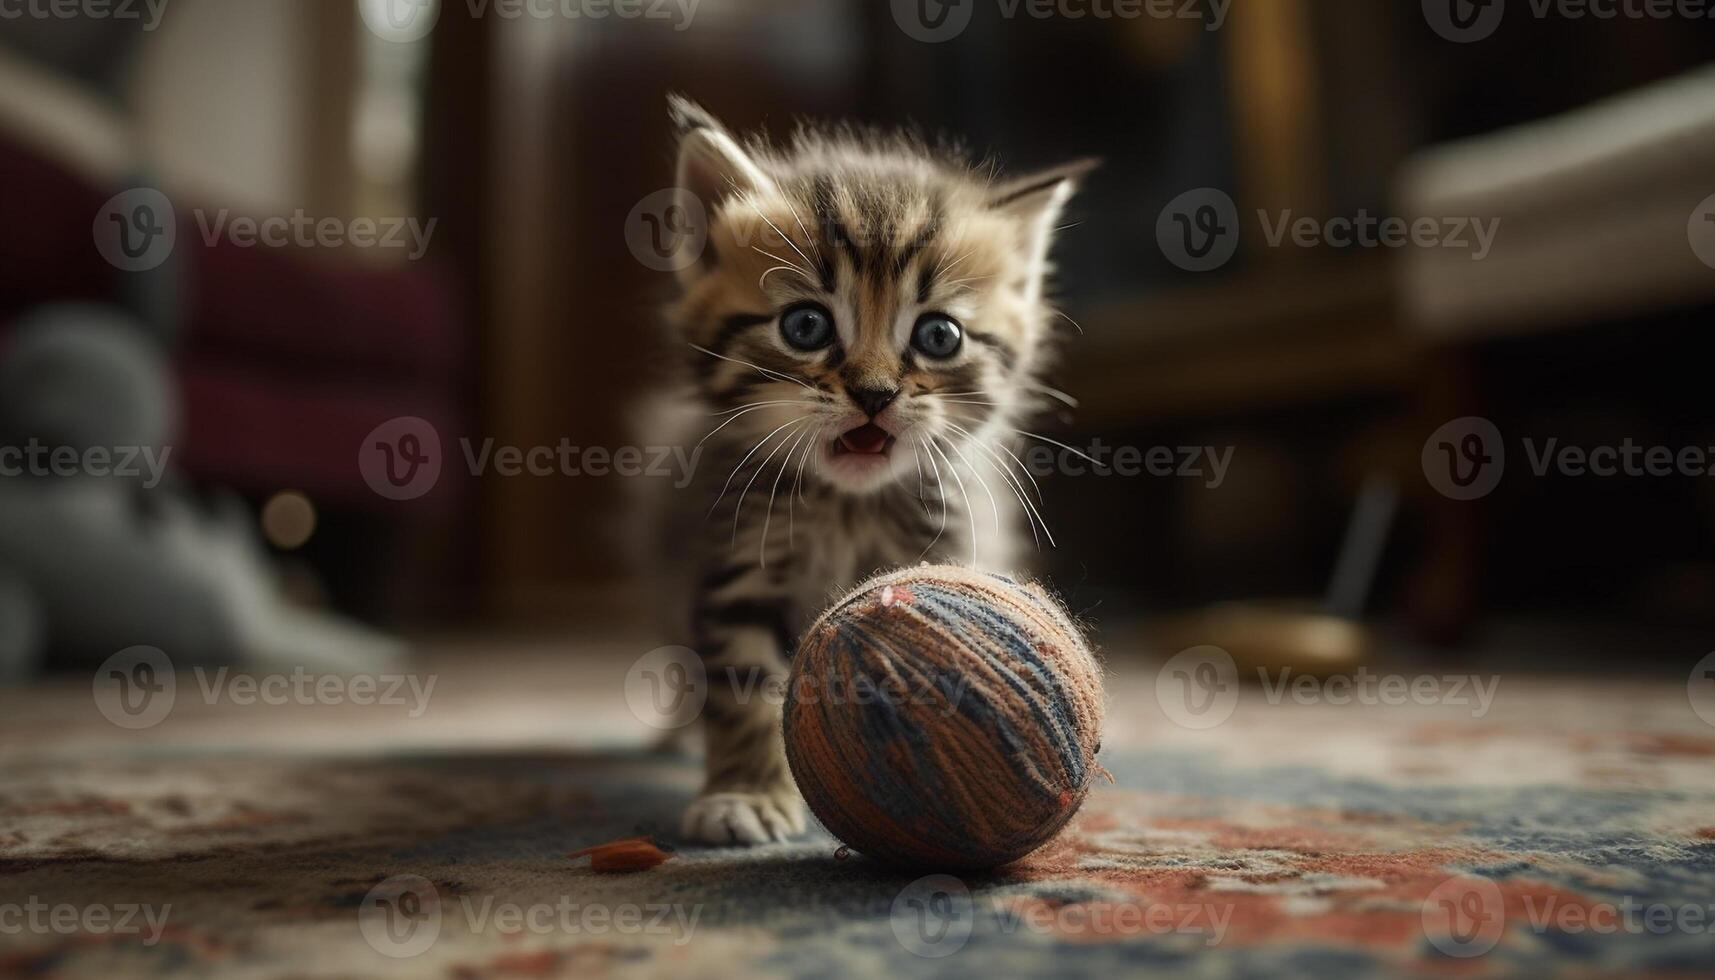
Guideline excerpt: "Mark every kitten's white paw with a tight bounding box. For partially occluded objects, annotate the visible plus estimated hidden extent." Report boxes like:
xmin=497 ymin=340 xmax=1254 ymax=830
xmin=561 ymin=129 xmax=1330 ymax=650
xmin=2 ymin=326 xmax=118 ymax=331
xmin=680 ymin=790 xmax=805 ymax=845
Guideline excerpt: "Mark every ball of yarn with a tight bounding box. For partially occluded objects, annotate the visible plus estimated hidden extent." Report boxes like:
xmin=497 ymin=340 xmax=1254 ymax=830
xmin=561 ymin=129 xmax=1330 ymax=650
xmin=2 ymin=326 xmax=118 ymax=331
xmin=783 ymin=565 xmax=1104 ymax=870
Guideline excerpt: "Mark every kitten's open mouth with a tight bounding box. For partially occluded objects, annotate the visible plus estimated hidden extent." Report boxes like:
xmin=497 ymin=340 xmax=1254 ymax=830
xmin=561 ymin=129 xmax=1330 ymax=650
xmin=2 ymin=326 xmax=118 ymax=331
xmin=833 ymin=423 xmax=895 ymax=456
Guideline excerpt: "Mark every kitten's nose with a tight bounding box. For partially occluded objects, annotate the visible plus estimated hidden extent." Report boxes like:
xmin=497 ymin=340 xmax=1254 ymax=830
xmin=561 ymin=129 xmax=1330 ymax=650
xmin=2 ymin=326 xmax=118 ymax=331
xmin=849 ymin=385 xmax=899 ymax=419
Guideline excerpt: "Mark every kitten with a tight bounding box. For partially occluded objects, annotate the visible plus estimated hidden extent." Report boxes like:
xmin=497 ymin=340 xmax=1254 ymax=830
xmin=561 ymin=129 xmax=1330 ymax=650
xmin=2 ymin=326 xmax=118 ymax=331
xmin=655 ymin=98 xmax=1091 ymax=844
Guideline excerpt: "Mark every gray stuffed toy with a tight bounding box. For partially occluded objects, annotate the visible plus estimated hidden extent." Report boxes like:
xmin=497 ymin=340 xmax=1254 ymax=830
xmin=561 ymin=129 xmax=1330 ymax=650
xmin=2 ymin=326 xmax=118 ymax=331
xmin=0 ymin=304 xmax=402 ymax=681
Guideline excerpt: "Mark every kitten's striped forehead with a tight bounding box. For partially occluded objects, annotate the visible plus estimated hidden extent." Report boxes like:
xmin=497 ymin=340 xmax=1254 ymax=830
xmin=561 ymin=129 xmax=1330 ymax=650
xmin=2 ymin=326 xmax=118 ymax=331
xmin=668 ymin=109 xmax=1083 ymax=419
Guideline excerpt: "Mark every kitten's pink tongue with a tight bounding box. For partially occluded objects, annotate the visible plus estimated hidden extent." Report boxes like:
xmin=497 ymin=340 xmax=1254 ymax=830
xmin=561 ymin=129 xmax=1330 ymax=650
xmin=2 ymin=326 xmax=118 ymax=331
xmin=838 ymin=424 xmax=891 ymax=455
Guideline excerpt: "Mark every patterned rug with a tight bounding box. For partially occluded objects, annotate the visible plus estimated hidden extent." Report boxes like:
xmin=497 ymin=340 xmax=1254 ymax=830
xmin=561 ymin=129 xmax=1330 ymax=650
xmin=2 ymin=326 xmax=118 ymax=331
xmin=2 ymin=640 xmax=1713 ymax=979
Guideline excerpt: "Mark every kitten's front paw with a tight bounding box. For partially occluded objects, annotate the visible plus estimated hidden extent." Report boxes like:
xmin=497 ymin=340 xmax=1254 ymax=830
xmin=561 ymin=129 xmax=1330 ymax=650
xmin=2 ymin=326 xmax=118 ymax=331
xmin=680 ymin=790 xmax=805 ymax=845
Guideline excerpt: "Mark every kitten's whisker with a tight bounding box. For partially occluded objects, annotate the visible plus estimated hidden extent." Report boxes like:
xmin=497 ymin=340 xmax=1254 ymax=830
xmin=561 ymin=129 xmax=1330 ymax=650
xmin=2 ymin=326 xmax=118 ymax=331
xmin=935 ymin=245 xmax=977 ymax=281
xmin=788 ymin=425 xmax=820 ymax=544
xmin=751 ymin=247 xmax=811 ymax=277
xmin=992 ymin=439 xmax=1046 ymax=504
xmin=939 ymin=274 xmax=992 ymax=288
xmin=936 ymin=432 xmax=1000 ymax=536
xmin=696 ymin=402 xmax=801 ymax=450
xmin=964 ymin=435 xmax=1043 ymax=549
xmin=689 ymin=343 xmax=818 ymax=392
xmin=917 ymin=435 xmax=949 ymax=559
xmin=925 ymin=435 xmax=976 ymax=566
xmin=946 ymin=422 xmax=1056 ymax=548
xmin=760 ymin=424 xmax=813 ymax=566
xmin=943 ymin=421 xmax=1045 ymax=505
xmin=911 ymin=441 xmax=930 ymax=515
xmin=710 ymin=400 xmax=800 ymax=417
xmin=795 ymin=430 xmax=818 ymax=506
xmin=777 ymin=196 xmax=825 ymax=265
xmin=747 ymin=202 xmax=819 ymax=277
xmin=706 ymin=416 xmax=807 ymax=521
xmin=732 ymin=419 xmax=811 ymax=547
xmin=1054 ymin=310 xmax=1086 ymax=336
xmin=759 ymin=265 xmax=812 ymax=291
xmin=1028 ymin=382 xmax=1080 ymax=408
xmin=1013 ymin=429 xmax=1108 ymax=470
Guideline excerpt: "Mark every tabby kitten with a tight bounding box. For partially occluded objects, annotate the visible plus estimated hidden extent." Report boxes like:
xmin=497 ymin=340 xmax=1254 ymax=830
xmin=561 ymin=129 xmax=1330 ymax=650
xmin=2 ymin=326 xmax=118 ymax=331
xmin=657 ymin=98 xmax=1091 ymax=844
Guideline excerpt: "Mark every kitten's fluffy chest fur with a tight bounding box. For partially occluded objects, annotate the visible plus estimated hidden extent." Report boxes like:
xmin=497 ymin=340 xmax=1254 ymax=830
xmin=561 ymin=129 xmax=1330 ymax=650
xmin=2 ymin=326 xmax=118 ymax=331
xmin=677 ymin=445 xmax=1022 ymax=639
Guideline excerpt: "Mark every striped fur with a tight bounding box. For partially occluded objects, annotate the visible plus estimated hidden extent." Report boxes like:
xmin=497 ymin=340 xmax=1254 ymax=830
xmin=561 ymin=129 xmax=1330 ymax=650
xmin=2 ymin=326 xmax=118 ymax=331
xmin=652 ymin=98 xmax=1091 ymax=845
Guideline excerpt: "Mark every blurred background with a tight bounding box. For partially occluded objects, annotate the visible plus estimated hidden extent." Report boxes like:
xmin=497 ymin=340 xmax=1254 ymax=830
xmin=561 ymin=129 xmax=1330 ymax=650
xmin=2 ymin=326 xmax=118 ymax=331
xmin=2 ymin=0 xmax=1713 ymax=678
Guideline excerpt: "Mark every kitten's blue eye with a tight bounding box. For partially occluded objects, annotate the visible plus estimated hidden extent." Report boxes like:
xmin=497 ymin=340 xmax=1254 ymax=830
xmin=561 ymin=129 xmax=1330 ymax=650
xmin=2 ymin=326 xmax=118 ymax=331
xmin=911 ymin=314 xmax=963 ymax=359
xmin=780 ymin=304 xmax=835 ymax=351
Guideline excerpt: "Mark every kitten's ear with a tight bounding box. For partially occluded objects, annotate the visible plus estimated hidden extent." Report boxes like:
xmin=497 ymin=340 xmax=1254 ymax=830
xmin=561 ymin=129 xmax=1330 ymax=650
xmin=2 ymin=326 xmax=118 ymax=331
xmin=988 ymin=158 xmax=1100 ymax=302
xmin=670 ymin=96 xmax=774 ymax=282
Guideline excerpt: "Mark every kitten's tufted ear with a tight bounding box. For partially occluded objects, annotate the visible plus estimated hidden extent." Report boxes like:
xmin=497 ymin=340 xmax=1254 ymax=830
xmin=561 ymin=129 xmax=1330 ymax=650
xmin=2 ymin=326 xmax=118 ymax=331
xmin=988 ymin=158 xmax=1100 ymax=303
xmin=670 ymin=96 xmax=775 ymax=282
